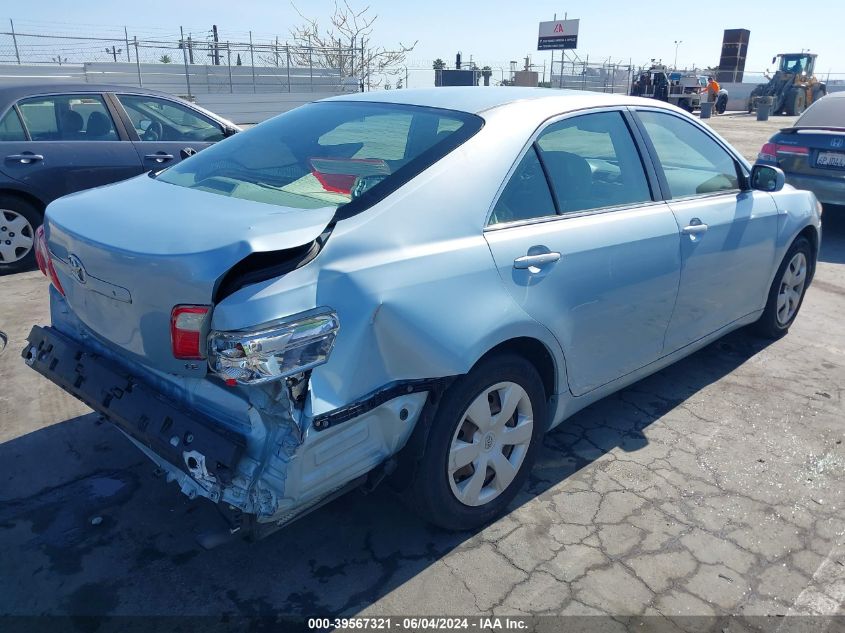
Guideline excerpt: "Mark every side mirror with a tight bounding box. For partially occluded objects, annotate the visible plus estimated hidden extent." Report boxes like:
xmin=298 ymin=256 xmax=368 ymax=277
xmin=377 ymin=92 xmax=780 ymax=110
xmin=772 ymin=56 xmax=776 ymax=65
xmin=751 ymin=164 xmax=786 ymax=193
xmin=223 ymin=126 xmax=238 ymax=138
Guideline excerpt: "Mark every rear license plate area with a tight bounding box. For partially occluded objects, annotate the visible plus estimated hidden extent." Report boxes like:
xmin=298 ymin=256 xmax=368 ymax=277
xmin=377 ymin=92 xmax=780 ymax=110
xmin=815 ymin=151 xmax=845 ymax=169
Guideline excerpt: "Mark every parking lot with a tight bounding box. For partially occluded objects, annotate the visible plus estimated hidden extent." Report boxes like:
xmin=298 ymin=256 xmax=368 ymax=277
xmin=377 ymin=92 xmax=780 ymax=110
xmin=0 ymin=112 xmax=843 ymax=626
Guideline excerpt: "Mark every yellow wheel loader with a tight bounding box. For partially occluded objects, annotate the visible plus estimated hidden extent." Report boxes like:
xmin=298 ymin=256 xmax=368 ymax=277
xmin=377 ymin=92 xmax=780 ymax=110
xmin=748 ymin=53 xmax=826 ymax=116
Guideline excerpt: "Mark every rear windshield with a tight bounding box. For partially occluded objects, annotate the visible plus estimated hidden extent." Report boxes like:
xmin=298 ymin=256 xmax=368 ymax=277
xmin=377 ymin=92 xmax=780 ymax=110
xmin=157 ymin=101 xmax=483 ymax=217
xmin=795 ymin=95 xmax=845 ymax=128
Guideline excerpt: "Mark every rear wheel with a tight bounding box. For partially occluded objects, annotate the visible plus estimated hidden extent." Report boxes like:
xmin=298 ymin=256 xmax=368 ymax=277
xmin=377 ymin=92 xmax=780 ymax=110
xmin=754 ymin=236 xmax=812 ymax=338
xmin=0 ymin=196 xmax=41 ymax=276
xmin=409 ymin=353 xmax=546 ymax=531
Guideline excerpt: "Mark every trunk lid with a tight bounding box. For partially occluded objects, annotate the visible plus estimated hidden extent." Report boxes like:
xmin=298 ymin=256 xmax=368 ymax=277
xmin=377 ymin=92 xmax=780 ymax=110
xmin=774 ymin=128 xmax=845 ymax=177
xmin=45 ymin=174 xmax=334 ymax=376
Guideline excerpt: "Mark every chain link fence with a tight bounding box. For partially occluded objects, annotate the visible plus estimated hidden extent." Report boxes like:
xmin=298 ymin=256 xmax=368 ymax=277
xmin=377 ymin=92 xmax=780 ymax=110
xmin=0 ymin=27 xmax=361 ymax=96
xmin=549 ymin=59 xmax=633 ymax=94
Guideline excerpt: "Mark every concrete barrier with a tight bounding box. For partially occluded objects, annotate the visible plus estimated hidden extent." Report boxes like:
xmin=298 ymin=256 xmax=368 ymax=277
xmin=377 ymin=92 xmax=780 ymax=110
xmin=194 ymin=92 xmax=345 ymax=124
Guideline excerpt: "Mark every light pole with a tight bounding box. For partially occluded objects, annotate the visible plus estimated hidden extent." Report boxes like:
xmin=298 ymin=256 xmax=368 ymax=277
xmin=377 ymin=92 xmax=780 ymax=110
xmin=673 ymin=40 xmax=683 ymax=70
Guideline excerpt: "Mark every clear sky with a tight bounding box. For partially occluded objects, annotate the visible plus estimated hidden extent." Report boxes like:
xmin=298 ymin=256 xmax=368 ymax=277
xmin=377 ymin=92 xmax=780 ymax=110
xmin=4 ymin=0 xmax=843 ymax=85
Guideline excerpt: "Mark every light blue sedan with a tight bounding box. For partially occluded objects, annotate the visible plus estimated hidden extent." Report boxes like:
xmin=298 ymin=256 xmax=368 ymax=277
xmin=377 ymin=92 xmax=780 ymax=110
xmin=25 ymin=88 xmax=821 ymax=540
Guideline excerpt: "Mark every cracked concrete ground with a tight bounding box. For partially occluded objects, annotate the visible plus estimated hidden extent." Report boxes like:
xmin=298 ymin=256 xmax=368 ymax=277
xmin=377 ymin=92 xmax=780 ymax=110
xmin=0 ymin=115 xmax=843 ymax=626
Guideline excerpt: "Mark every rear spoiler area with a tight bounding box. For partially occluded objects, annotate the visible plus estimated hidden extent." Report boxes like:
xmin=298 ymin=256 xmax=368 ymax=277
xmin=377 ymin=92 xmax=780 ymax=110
xmin=779 ymin=126 xmax=845 ymax=134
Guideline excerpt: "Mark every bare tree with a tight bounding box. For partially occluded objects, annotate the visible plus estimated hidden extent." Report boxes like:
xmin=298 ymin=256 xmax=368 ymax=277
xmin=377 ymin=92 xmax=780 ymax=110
xmin=288 ymin=1 xmax=416 ymax=89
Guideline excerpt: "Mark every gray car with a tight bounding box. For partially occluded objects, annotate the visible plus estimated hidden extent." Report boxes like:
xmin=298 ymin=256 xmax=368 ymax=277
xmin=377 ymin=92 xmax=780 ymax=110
xmin=24 ymin=88 xmax=821 ymax=542
xmin=0 ymin=84 xmax=239 ymax=274
xmin=756 ymin=91 xmax=845 ymax=206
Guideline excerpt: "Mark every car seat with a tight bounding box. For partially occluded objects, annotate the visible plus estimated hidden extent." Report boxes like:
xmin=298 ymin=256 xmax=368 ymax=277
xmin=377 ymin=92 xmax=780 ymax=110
xmin=86 ymin=111 xmax=114 ymax=140
xmin=60 ymin=110 xmax=84 ymax=140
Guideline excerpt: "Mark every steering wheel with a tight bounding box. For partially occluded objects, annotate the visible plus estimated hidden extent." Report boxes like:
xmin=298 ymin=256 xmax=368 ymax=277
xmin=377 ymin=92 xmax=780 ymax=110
xmin=143 ymin=121 xmax=164 ymax=142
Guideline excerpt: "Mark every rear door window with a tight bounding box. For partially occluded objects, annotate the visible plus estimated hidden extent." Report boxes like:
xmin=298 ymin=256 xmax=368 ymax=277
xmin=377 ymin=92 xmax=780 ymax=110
xmin=0 ymin=107 xmax=26 ymax=141
xmin=536 ymin=111 xmax=653 ymax=213
xmin=489 ymin=147 xmax=556 ymax=225
xmin=17 ymin=95 xmax=118 ymax=141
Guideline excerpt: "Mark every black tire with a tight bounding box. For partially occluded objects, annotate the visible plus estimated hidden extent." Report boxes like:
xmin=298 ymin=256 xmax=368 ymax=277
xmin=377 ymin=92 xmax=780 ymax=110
xmin=0 ymin=195 xmax=41 ymax=276
xmin=747 ymin=86 xmax=762 ymax=113
xmin=753 ymin=236 xmax=812 ymax=339
xmin=409 ymin=353 xmax=547 ymax=531
xmin=678 ymin=99 xmax=692 ymax=113
xmin=785 ymin=90 xmax=806 ymax=116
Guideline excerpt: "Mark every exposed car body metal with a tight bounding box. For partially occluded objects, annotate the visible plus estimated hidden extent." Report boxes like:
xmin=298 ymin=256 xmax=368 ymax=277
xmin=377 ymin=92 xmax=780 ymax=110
xmin=24 ymin=88 xmax=822 ymax=535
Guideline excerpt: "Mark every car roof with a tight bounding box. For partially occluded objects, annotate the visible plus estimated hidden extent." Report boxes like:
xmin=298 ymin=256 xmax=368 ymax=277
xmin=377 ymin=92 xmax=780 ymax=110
xmin=326 ymin=86 xmax=666 ymax=116
xmin=0 ymin=82 xmax=177 ymax=104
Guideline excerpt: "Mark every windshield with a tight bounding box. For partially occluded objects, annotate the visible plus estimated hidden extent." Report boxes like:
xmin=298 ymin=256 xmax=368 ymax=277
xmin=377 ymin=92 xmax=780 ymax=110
xmin=157 ymin=101 xmax=483 ymax=216
xmin=779 ymin=55 xmax=811 ymax=74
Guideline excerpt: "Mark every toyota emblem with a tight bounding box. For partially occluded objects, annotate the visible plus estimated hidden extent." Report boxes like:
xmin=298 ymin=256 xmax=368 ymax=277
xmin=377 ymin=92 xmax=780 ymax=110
xmin=68 ymin=254 xmax=87 ymax=284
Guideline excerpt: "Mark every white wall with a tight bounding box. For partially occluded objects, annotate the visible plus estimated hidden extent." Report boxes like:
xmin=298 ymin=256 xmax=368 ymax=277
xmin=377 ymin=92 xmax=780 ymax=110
xmin=194 ymin=92 xmax=344 ymax=124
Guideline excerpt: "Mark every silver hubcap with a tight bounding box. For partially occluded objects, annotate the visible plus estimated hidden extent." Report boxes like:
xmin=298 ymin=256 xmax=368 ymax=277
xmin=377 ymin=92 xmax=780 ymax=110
xmin=447 ymin=381 xmax=534 ymax=507
xmin=0 ymin=209 xmax=35 ymax=264
xmin=777 ymin=252 xmax=807 ymax=326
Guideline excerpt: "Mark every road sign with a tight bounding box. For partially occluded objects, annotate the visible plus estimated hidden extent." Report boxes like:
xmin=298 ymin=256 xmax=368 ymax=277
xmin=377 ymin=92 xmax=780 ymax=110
xmin=537 ymin=19 xmax=579 ymax=50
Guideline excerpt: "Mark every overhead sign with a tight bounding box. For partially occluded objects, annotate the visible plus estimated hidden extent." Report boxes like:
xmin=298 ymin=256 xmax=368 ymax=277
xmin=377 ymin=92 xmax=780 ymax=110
xmin=537 ymin=19 xmax=579 ymax=50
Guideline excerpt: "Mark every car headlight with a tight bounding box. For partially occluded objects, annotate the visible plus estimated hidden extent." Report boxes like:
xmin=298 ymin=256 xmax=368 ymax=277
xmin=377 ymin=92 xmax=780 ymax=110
xmin=208 ymin=309 xmax=339 ymax=385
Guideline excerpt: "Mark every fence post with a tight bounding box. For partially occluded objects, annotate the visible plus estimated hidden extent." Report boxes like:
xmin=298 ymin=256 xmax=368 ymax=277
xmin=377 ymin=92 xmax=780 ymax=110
xmin=249 ymin=31 xmax=256 ymax=93
xmin=124 ymin=27 xmax=131 ymax=62
xmin=180 ymin=26 xmax=192 ymax=98
xmin=227 ymin=43 xmax=233 ymax=93
xmin=134 ymin=36 xmax=142 ymax=87
xmin=286 ymin=46 xmax=291 ymax=93
xmin=309 ymin=46 xmax=313 ymax=92
xmin=9 ymin=19 xmax=20 ymax=64
xmin=559 ymin=53 xmax=564 ymax=89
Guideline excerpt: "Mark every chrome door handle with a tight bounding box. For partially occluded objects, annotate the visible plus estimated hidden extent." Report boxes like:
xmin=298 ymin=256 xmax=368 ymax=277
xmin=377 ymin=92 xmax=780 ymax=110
xmin=513 ymin=252 xmax=561 ymax=269
xmin=682 ymin=219 xmax=708 ymax=235
xmin=5 ymin=153 xmax=44 ymax=164
xmin=144 ymin=153 xmax=174 ymax=162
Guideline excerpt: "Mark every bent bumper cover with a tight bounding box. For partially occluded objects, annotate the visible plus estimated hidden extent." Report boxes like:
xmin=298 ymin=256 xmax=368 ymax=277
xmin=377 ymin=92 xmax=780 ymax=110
xmin=23 ymin=325 xmax=247 ymax=489
xmin=23 ymin=324 xmax=430 ymax=528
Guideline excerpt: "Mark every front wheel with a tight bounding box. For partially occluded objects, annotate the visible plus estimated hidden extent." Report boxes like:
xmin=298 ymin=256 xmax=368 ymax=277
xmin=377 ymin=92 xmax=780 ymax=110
xmin=785 ymin=90 xmax=806 ymax=116
xmin=409 ymin=354 xmax=547 ymax=531
xmin=754 ymin=237 xmax=812 ymax=338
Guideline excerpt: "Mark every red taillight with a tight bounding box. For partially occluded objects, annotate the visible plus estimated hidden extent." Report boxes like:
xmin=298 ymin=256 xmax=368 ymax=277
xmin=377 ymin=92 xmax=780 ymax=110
xmin=170 ymin=305 xmax=210 ymax=359
xmin=758 ymin=143 xmax=778 ymax=162
xmin=758 ymin=142 xmax=809 ymax=162
xmin=34 ymin=226 xmax=65 ymax=296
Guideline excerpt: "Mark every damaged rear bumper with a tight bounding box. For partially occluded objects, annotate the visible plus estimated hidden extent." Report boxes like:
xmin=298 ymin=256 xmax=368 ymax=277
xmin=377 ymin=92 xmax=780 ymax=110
xmin=23 ymin=325 xmax=247 ymax=503
xmin=23 ymin=324 xmax=430 ymax=530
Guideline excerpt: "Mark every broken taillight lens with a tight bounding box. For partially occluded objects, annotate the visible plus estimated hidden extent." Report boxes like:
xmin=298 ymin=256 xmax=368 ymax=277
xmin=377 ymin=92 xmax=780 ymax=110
xmin=34 ymin=225 xmax=64 ymax=296
xmin=171 ymin=305 xmax=210 ymax=359
xmin=208 ymin=309 xmax=339 ymax=385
